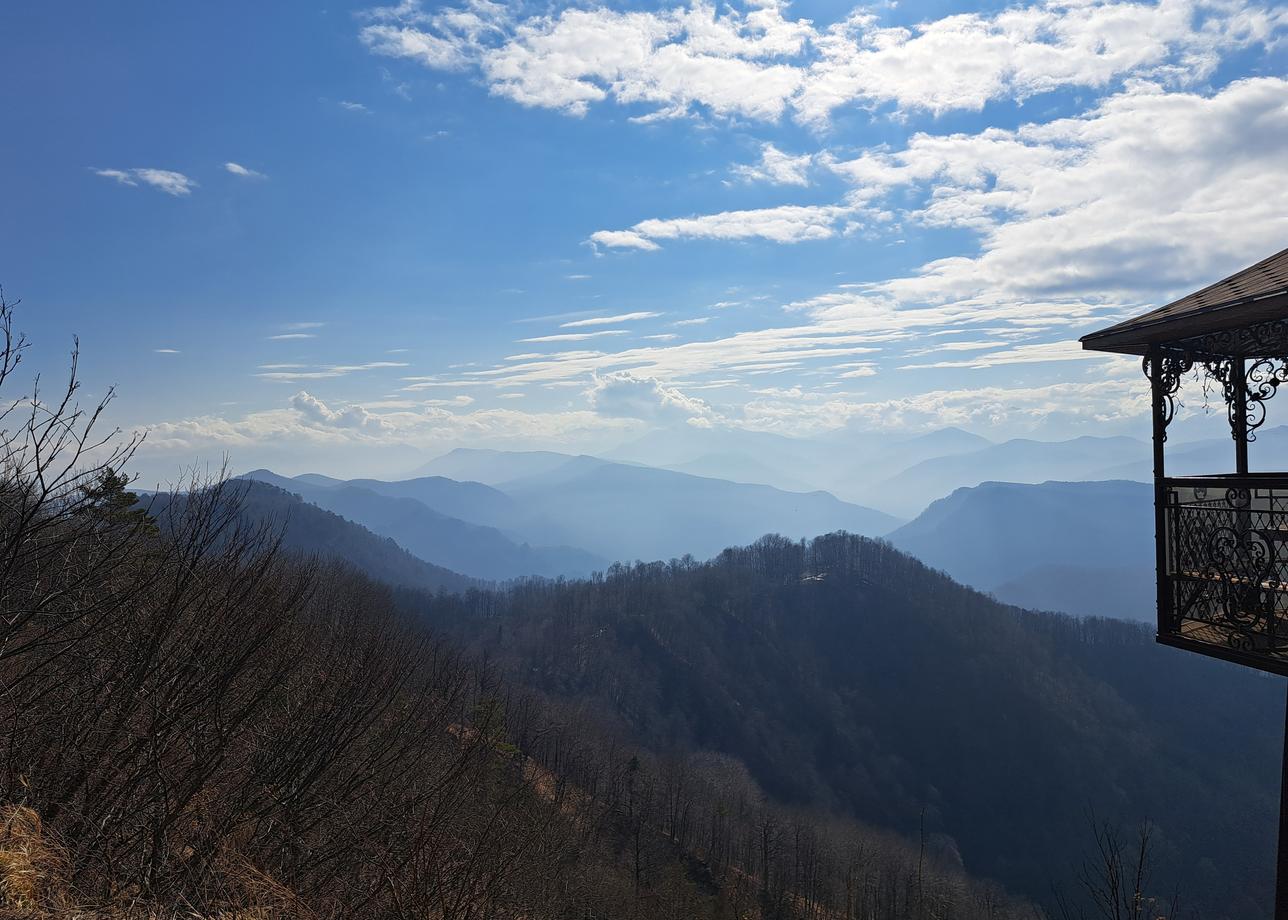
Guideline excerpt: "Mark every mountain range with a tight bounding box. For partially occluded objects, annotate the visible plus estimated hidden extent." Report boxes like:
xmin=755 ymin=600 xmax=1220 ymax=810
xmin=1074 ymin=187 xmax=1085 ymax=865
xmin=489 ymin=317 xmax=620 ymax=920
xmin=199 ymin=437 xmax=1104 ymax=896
xmin=256 ymin=452 xmax=900 ymax=573
xmin=889 ymin=479 xmax=1155 ymax=621
xmin=239 ymin=469 xmax=603 ymax=581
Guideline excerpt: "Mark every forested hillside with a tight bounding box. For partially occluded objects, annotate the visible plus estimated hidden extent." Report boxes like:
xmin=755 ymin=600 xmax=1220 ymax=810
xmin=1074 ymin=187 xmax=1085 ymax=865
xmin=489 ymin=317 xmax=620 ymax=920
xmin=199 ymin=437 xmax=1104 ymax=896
xmin=0 ymin=302 xmax=1028 ymax=919
xmin=152 ymin=478 xmax=476 ymax=594
xmin=409 ymin=534 xmax=1282 ymax=918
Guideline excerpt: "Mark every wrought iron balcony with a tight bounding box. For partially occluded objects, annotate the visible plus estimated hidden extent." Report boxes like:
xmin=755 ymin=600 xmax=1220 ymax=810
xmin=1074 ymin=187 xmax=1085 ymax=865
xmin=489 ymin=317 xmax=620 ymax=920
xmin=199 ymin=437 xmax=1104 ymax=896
xmin=1162 ymin=474 xmax=1288 ymax=674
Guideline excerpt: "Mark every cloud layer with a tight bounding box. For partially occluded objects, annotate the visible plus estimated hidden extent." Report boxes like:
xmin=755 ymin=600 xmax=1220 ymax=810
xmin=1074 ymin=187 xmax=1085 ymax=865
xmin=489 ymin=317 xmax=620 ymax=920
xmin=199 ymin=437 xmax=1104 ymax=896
xmin=362 ymin=0 xmax=1285 ymax=126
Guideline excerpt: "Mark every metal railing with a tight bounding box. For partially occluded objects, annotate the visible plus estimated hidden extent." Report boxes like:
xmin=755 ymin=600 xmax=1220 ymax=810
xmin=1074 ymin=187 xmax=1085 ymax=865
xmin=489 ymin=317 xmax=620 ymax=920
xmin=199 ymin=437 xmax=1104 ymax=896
xmin=1161 ymin=475 xmax=1288 ymax=672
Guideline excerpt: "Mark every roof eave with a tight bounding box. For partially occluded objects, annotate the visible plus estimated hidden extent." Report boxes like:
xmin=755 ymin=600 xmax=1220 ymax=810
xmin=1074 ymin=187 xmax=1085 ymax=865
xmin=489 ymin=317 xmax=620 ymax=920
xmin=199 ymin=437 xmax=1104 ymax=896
xmin=1082 ymin=288 xmax=1288 ymax=356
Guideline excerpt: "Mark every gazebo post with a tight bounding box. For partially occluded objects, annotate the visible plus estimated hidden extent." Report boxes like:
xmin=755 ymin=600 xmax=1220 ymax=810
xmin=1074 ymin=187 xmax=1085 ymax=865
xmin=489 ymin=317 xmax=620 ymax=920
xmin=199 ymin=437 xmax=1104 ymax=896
xmin=1148 ymin=347 xmax=1170 ymax=634
xmin=1234 ymin=357 xmax=1249 ymax=475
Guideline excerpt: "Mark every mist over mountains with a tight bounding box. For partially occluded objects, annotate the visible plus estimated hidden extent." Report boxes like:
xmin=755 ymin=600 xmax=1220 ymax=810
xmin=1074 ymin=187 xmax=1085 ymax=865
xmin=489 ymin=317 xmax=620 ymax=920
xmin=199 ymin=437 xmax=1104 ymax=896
xmin=252 ymin=450 xmax=899 ymax=575
xmin=231 ymin=428 xmax=1206 ymax=624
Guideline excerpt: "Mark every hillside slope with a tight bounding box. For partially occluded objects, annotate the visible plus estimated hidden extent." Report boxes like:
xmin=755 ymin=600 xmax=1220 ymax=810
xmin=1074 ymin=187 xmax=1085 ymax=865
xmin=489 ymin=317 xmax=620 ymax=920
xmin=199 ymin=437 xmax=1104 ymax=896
xmin=152 ymin=479 xmax=475 ymax=594
xmin=412 ymin=533 xmax=1281 ymax=918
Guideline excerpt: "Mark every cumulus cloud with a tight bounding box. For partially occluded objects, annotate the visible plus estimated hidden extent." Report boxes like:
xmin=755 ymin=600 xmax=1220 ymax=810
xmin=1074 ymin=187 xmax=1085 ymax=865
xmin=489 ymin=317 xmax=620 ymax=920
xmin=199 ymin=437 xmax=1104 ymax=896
xmin=586 ymin=372 xmax=717 ymax=426
xmin=818 ymin=76 xmax=1288 ymax=304
xmin=360 ymin=0 xmax=1286 ymax=126
xmin=93 ymin=167 xmax=197 ymax=196
xmin=291 ymin=391 xmax=391 ymax=431
xmin=732 ymin=142 xmax=813 ymax=185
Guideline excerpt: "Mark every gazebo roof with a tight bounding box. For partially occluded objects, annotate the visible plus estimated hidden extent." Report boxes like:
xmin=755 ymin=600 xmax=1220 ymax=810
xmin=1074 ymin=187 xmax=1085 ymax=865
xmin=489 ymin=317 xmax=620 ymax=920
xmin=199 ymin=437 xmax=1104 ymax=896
xmin=1081 ymin=246 xmax=1288 ymax=357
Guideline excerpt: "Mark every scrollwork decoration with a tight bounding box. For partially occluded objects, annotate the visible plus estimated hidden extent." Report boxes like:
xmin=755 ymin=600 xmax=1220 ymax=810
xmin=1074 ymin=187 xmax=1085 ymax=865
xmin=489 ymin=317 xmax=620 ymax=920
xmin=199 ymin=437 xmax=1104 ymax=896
xmin=1245 ymin=358 xmax=1288 ymax=441
xmin=1144 ymin=353 xmax=1193 ymax=441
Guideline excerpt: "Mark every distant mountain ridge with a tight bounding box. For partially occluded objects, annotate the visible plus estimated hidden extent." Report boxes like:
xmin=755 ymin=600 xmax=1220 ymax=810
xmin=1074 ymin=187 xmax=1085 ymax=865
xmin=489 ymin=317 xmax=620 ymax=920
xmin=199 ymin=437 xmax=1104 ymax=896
xmin=889 ymin=479 xmax=1154 ymax=620
xmin=153 ymin=480 xmax=475 ymax=594
xmin=865 ymin=436 xmax=1149 ymax=517
xmin=238 ymin=470 xmax=604 ymax=580
xmin=418 ymin=448 xmax=903 ymax=562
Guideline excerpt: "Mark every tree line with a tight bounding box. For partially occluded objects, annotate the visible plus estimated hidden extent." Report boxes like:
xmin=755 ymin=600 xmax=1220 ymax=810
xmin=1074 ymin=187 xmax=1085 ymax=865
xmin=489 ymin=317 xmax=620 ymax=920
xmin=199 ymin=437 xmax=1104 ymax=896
xmin=0 ymin=296 xmax=1041 ymax=917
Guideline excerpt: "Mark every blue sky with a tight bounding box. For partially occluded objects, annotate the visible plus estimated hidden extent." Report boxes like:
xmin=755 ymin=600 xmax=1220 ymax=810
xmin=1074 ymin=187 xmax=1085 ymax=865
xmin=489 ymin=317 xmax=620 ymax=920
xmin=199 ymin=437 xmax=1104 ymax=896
xmin=1 ymin=0 xmax=1285 ymax=481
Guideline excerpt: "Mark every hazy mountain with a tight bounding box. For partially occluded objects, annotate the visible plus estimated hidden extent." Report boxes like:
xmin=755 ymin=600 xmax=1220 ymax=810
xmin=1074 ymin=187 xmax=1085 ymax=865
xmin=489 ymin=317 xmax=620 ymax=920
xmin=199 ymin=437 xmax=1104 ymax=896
xmin=666 ymin=451 xmax=821 ymax=492
xmin=416 ymin=532 xmax=1280 ymax=918
xmin=413 ymin=448 xmax=595 ymax=485
xmin=407 ymin=450 xmax=900 ymax=562
xmin=339 ymin=476 xmax=519 ymax=529
xmin=1090 ymin=423 xmax=1288 ymax=480
xmin=156 ymin=479 xmax=475 ymax=594
xmin=607 ymin=425 xmax=996 ymax=506
xmin=888 ymin=479 xmax=1155 ymax=620
xmin=239 ymin=470 xmax=605 ymax=580
xmin=607 ymin=427 xmax=825 ymax=491
xmin=498 ymin=458 xmax=902 ymax=562
xmin=867 ymin=435 xmax=1148 ymax=517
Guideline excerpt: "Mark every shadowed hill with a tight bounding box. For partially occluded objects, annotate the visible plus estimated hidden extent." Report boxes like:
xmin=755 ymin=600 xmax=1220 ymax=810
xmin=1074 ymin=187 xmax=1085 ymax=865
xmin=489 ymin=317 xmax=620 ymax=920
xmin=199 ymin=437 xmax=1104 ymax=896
xmin=151 ymin=479 xmax=475 ymax=594
xmin=410 ymin=532 xmax=1281 ymax=918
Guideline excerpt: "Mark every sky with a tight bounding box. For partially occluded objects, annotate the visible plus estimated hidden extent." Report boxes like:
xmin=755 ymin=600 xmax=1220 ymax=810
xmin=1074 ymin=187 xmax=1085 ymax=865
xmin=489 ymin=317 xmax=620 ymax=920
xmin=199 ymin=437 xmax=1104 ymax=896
xmin=1 ymin=0 xmax=1286 ymax=482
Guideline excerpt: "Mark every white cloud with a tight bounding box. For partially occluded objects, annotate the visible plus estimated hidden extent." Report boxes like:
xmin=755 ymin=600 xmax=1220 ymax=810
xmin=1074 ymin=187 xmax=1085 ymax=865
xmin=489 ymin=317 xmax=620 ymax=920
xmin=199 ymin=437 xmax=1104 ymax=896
xmin=586 ymin=371 xmax=717 ymax=425
xmin=561 ymin=311 xmax=661 ymax=327
xmin=592 ymin=201 xmax=860 ymax=250
xmin=821 ymin=77 xmax=1288 ymax=303
xmin=361 ymin=0 xmax=1286 ymax=126
xmin=898 ymin=340 xmax=1109 ymax=369
xmin=339 ymin=100 xmax=371 ymax=112
xmin=257 ymin=361 xmax=410 ymax=381
xmin=267 ymin=333 xmax=317 ymax=341
xmin=673 ymin=317 xmax=711 ymax=326
xmin=520 ymin=329 xmax=631 ymax=343
xmin=93 ymin=168 xmax=136 ymax=187
xmin=588 ymin=230 xmax=660 ymax=251
xmin=93 ymin=167 xmax=197 ymax=196
xmin=154 ymin=348 xmax=181 ymax=354
xmin=225 ymin=161 xmax=267 ymax=179
xmin=732 ymin=142 xmax=813 ymax=185
xmin=292 ymin=391 xmax=391 ymax=431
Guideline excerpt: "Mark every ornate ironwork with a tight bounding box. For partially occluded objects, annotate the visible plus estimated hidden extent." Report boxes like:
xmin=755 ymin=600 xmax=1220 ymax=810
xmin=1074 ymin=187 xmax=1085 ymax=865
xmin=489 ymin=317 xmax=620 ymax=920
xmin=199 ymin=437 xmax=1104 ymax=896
xmin=1144 ymin=353 xmax=1193 ymax=440
xmin=1245 ymin=359 xmax=1288 ymax=441
xmin=1162 ymin=476 xmax=1288 ymax=672
xmin=1148 ymin=353 xmax=1288 ymax=444
xmin=1170 ymin=316 xmax=1288 ymax=361
xmin=1199 ymin=358 xmax=1244 ymax=442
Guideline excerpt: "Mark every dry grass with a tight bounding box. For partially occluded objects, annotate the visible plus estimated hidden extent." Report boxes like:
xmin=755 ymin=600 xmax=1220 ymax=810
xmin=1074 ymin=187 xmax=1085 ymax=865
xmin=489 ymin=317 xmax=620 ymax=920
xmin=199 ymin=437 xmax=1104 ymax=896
xmin=0 ymin=805 xmax=71 ymax=914
xmin=0 ymin=806 xmax=313 ymax=920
